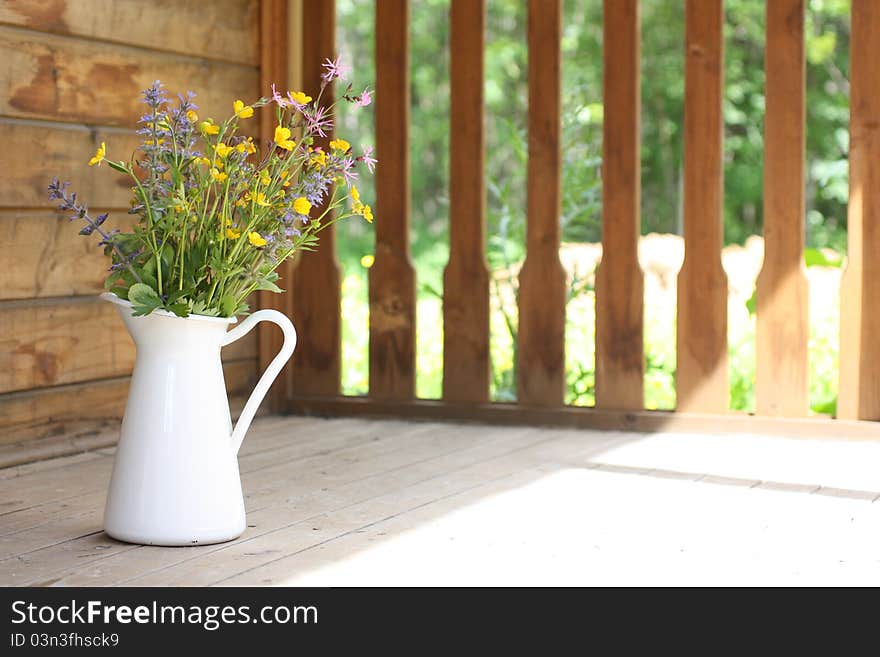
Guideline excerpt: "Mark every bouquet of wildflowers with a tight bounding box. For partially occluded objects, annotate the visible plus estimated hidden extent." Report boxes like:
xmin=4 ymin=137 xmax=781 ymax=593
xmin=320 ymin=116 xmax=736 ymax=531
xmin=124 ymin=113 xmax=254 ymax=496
xmin=48 ymin=58 xmax=375 ymax=318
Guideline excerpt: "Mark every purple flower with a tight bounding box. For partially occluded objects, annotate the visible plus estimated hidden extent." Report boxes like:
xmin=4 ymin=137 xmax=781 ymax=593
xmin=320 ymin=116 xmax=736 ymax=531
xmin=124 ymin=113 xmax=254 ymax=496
xmin=360 ymin=145 xmax=377 ymax=173
xmin=321 ymin=55 xmax=351 ymax=83
xmin=304 ymin=105 xmax=333 ymax=138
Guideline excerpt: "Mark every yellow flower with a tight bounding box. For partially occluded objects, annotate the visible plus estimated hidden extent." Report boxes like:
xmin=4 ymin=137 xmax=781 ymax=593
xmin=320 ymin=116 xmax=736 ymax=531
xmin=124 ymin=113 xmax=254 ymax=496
xmin=215 ymin=142 xmax=232 ymax=158
xmin=143 ymin=138 xmax=165 ymax=146
xmin=289 ymin=90 xmax=312 ymax=105
xmin=360 ymin=254 xmax=375 ymax=269
xmin=274 ymin=125 xmax=295 ymax=150
xmin=186 ymin=109 xmax=199 ymax=122
xmin=88 ymin=142 xmax=106 ymax=166
xmin=196 ymin=156 xmax=212 ymax=167
xmin=236 ymin=137 xmax=257 ymax=155
xmin=200 ymin=120 xmax=220 ymax=135
xmin=233 ymin=99 xmax=254 ymax=119
xmin=362 ymin=205 xmax=373 ymax=223
xmin=210 ymin=168 xmax=227 ymax=182
xmin=329 ymin=138 xmax=350 ymax=152
xmin=351 ymin=185 xmax=360 ymax=202
xmin=259 ymin=171 xmax=271 ymax=186
xmin=293 ymin=197 xmax=312 ymax=215
xmin=311 ymin=150 xmax=327 ymax=168
xmin=248 ymin=231 xmax=267 ymax=247
xmin=255 ymin=192 xmax=271 ymax=207
xmin=226 ymin=227 xmax=241 ymax=239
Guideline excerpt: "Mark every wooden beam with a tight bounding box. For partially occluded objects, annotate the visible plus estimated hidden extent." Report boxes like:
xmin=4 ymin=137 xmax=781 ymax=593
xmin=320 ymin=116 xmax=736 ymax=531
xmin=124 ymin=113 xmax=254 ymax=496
xmin=285 ymin=395 xmax=880 ymax=441
xmin=288 ymin=0 xmax=342 ymax=397
xmin=443 ymin=0 xmax=490 ymax=403
xmin=756 ymin=0 xmax=809 ymax=416
xmin=371 ymin=0 xmax=416 ymax=400
xmin=676 ymin=0 xmax=728 ymax=413
xmin=596 ymin=0 xmax=644 ymax=411
xmin=517 ymin=0 xmax=567 ymax=406
xmin=839 ymin=0 xmax=880 ymax=420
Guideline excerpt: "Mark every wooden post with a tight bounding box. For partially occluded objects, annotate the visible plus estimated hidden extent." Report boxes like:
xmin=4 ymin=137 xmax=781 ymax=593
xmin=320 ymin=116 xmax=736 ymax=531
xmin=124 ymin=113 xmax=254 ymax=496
xmin=756 ymin=0 xmax=809 ymax=417
xmin=676 ymin=0 xmax=728 ymax=413
xmin=258 ymin=0 xmax=290 ymax=412
xmin=839 ymin=0 xmax=880 ymax=421
xmin=595 ymin=0 xmax=644 ymax=411
xmin=517 ymin=0 xmax=566 ymax=406
xmin=288 ymin=0 xmax=342 ymax=397
xmin=370 ymin=0 xmax=417 ymax=399
xmin=443 ymin=0 xmax=490 ymax=403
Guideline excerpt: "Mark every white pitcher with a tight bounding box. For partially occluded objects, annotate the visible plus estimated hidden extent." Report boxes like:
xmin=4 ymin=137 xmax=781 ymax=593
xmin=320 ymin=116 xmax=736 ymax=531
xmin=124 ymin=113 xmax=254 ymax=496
xmin=100 ymin=293 xmax=296 ymax=546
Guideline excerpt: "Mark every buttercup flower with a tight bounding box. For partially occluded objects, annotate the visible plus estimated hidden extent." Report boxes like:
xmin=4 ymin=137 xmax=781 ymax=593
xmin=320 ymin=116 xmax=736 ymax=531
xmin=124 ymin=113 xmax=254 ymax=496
xmin=351 ymin=186 xmax=360 ymax=202
xmin=362 ymin=205 xmax=374 ymax=223
xmin=210 ymin=168 xmax=227 ymax=182
xmin=186 ymin=109 xmax=199 ymax=122
xmin=215 ymin=143 xmax=232 ymax=158
xmin=293 ymin=197 xmax=312 ymax=215
xmin=200 ymin=120 xmax=220 ymax=135
xmin=233 ymin=100 xmax=254 ymax=119
xmin=88 ymin=142 xmax=106 ymax=167
xmin=248 ymin=231 xmax=267 ymax=247
xmin=329 ymin=138 xmax=350 ymax=152
xmin=311 ymin=149 xmax=327 ymax=168
xmin=274 ymin=125 xmax=295 ymax=150
xmin=226 ymin=227 xmax=241 ymax=239
xmin=288 ymin=90 xmax=312 ymax=106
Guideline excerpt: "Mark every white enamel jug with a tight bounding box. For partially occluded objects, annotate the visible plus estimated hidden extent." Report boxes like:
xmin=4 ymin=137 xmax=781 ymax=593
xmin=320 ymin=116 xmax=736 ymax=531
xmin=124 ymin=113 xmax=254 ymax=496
xmin=100 ymin=293 xmax=296 ymax=546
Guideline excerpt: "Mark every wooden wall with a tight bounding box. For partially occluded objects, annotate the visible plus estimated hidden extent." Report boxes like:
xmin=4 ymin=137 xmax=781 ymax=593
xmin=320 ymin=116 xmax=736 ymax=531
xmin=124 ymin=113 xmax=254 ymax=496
xmin=0 ymin=0 xmax=264 ymax=449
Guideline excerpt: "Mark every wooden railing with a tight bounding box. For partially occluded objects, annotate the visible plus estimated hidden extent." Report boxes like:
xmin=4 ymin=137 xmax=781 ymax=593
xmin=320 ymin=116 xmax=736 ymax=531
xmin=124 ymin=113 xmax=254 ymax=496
xmin=260 ymin=0 xmax=880 ymax=434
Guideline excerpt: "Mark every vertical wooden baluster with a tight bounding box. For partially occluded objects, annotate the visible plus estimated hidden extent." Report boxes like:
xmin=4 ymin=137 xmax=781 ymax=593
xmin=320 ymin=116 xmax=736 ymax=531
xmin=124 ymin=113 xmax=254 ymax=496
xmin=676 ymin=0 xmax=728 ymax=413
xmin=839 ymin=0 xmax=880 ymax=420
xmin=756 ymin=0 xmax=808 ymax=417
xmin=289 ymin=0 xmax=341 ymax=398
xmin=595 ymin=0 xmax=644 ymax=410
xmin=517 ymin=0 xmax=566 ymax=406
xmin=443 ymin=0 xmax=489 ymax=403
xmin=258 ymin=0 xmax=289 ymax=412
xmin=370 ymin=0 xmax=416 ymax=399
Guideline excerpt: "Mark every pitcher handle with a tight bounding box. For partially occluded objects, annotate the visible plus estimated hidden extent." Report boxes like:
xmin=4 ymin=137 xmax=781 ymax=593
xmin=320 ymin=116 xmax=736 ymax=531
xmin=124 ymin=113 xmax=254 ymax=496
xmin=222 ymin=309 xmax=297 ymax=454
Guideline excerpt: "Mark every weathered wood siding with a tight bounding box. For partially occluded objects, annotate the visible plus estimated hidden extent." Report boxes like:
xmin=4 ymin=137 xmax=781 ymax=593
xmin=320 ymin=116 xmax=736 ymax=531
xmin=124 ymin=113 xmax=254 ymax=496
xmin=0 ymin=0 xmax=262 ymax=444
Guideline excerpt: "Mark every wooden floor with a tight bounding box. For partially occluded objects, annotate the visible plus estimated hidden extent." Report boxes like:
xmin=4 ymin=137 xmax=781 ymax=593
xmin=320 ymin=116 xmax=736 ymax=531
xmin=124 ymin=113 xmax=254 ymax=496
xmin=2 ymin=415 xmax=880 ymax=586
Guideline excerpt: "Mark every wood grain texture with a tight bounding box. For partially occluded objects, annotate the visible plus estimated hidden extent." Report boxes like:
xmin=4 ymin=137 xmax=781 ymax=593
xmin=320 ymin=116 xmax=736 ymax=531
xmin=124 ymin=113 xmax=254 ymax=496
xmin=595 ymin=0 xmax=643 ymax=411
xmin=288 ymin=0 xmax=341 ymax=397
xmin=517 ymin=0 xmax=567 ymax=407
xmin=370 ymin=0 xmax=416 ymax=400
xmin=0 ymin=209 xmax=132 ymax=300
xmin=0 ymin=0 xmax=259 ymax=64
xmin=0 ymin=122 xmax=141 ymax=208
xmin=0 ymin=359 xmax=256 ymax=445
xmin=443 ymin=0 xmax=490 ymax=403
xmin=0 ymin=298 xmax=256 ymax=393
xmin=676 ymin=0 xmax=729 ymax=413
xmin=0 ymin=26 xmax=259 ymax=127
xmin=756 ymin=0 xmax=809 ymax=417
xmin=257 ymin=0 xmax=290 ymax=412
xmin=839 ymin=0 xmax=880 ymax=421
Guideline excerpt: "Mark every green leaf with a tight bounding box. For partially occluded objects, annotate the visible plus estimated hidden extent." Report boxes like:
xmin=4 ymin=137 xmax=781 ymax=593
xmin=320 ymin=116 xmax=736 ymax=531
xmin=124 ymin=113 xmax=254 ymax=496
xmin=253 ymin=278 xmax=284 ymax=293
xmin=167 ymin=303 xmax=190 ymax=318
xmin=804 ymin=247 xmax=843 ymax=268
xmin=745 ymin=288 xmax=757 ymax=316
xmin=106 ymin=160 xmax=129 ymax=174
xmin=128 ymin=283 xmax=161 ymax=316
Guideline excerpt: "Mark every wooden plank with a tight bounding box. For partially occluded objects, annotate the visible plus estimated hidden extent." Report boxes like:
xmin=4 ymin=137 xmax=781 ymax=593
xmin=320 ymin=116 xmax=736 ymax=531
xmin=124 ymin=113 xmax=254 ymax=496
xmin=288 ymin=0 xmax=341 ymax=397
xmin=0 ymin=26 xmax=259 ymax=128
xmin=517 ymin=0 xmax=567 ymax=407
xmin=257 ymin=0 xmax=291 ymax=413
xmin=285 ymin=394 xmax=880 ymax=440
xmin=0 ymin=358 xmax=257 ymax=446
xmin=595 ymin=0 xmax=644 ymax=411
xmin=839 ymin=0 xmax=880 ymax=421
xmin=676 ymin=0 xmax=728 ymax=413
xmin=0 ymin=298 xmax=257 ymax=393
xmin=756 ymin=0 xmax=809 ymax=417
xmin=0 ymin=209 xmax=132 ymax=300
xmin=0 ymin=0 xmax=259 ymax=65
xmin=371 ymin=0 xmax=416 ymax=400
xmin=0 ymin=122 xmax=141 ymax=209
xmin=443 ymin=0 xmax=490 ymax=403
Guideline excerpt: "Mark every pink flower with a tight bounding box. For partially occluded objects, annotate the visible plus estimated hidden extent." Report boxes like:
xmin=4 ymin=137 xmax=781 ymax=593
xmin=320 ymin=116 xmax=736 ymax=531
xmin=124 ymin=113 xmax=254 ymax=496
xmin=271 ymin=83 xmax=290 ymax=108
xmin=360 ymin=145 xmax=377 ymax=173
xmin=355 ymin=88 xmax=372 ymax=108
xmin=321 ymin=55 xmax=351 ymax=83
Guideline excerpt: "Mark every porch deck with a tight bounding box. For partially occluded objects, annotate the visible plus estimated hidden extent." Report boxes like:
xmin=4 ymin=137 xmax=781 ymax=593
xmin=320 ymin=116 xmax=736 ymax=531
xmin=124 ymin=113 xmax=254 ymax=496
xmin=2 ymin=416 xmax=880 ymax=587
